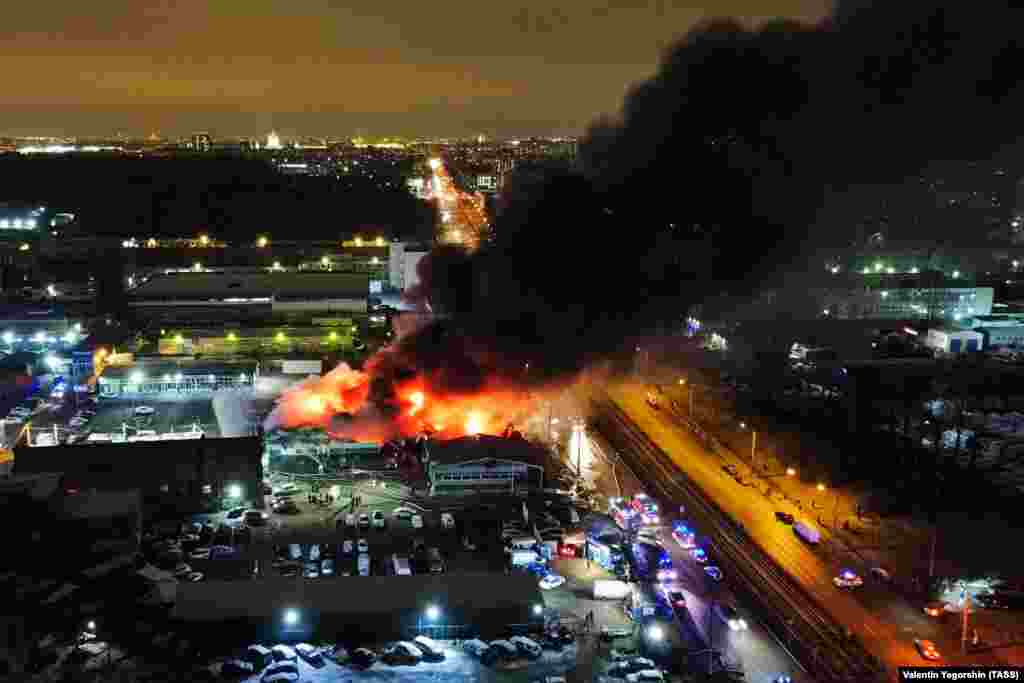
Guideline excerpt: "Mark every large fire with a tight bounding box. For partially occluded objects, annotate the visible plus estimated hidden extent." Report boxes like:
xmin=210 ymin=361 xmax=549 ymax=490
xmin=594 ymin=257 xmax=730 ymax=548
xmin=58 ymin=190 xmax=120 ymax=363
xmin=266 ymin=355 xmax=543 ymax=442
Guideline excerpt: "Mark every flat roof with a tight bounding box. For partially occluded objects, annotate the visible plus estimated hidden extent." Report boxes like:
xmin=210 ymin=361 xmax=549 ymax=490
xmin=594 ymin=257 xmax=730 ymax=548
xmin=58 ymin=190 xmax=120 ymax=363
xmin=428 ymin=435 xmax=547 ymax=466
xmin=131 ymin=271 xmax=369 ymax=301
xmin=172 ymin=573 xmax=543 ymax=622
xmin=101 ymin=358 xmax=258 ymax=380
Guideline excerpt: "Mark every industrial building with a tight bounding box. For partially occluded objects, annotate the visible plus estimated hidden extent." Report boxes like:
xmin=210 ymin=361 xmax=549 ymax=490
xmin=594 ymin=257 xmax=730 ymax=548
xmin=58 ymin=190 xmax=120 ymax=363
xmin=172 ymin=573 xmax=545 ymax=644
xmin=425 ymin=435 xmax=546 ymax=494
xmin=13 ymin=435 xmax=263 ymax=514
xmin=128 ymin=270 xmax=369 ymax=323
xmin=97 ymin=358 xmax=259 ymax=396
xmin=154 ymin=321 xmax=358 ymax=356
xmin=389 ymin=241 xmax=430 ymax=292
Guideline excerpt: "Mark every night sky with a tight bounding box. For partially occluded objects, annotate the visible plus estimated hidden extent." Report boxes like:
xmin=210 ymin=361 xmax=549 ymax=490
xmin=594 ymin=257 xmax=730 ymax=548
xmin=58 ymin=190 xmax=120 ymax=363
xmin=0 ymin=1 xmax=831 ymax=138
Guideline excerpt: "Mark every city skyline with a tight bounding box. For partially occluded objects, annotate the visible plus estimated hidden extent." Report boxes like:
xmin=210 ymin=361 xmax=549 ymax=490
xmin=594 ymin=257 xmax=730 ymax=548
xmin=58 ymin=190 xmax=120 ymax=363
xmin=0 ymin=1 xmax=831 ymax=138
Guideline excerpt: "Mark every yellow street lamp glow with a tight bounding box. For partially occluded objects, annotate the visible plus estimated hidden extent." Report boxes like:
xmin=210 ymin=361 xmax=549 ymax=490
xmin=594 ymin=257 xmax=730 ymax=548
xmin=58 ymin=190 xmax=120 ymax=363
xmin=19 ymin=243 xmax=29 ymax=251
xmin=321 ymin=255 xmax=330 ymax=265
xmin=257 ymin=236 xmax=268 ymax=248
xmin=375 ymin=236 xmax=384 ymax=246
xmin=273 ymin=261 xmax=282 ymax=270
xmin=174 ymin=334 xmax=184 ymax=343
xmin=275 ymin=331 xmax=286 ymax=342
xmin=329 ymin=330 xmax=338 ymax=341
xmin=199 ymin=233 xmax=209 ymax=246
xmin=193 ymin=261 xmax=202 ymax=271
xmin=354 ymin=236 xmax=363 ymax=247
xmin=429 ymin=158 xmax=441 ymax=170
xmin=816 ymin=483 xmax=826 ymax=492
xmin=786 ymin=467 xmax=796 ymax=476
xmin=227 ymin=332 xmax=237 ymax=342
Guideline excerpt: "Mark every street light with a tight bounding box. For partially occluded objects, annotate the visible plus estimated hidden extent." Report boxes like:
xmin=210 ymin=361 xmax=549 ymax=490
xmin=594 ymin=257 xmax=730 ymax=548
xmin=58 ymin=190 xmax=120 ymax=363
xmin=645 ymin=624 xmax=664 ymax=642
xmin=739 ymin=422 xmax=757 ymax=469
xmin=130 ymin=371 xmax=144 ymax=384
xmin=227 ymin=484 xmax=242 ymax=499
xmin=533 ymin=604 xmax=543 ymax=616
xmin=283 ymin=609 xmax=299 ymax=626
xmin=425 ymin=604 xmax=441 ymax=621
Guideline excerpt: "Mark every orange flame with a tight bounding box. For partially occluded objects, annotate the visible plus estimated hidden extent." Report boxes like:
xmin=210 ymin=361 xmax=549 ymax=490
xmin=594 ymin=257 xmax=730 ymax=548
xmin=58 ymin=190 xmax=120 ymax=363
xmin=409 ymin=391 xmax=425 ymax=416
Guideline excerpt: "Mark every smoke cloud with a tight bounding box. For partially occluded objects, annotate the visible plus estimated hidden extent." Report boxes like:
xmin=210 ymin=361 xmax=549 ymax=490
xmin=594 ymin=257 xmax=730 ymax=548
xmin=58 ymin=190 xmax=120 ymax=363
xmin=275 ymin=1 xmax=1024 ymax=439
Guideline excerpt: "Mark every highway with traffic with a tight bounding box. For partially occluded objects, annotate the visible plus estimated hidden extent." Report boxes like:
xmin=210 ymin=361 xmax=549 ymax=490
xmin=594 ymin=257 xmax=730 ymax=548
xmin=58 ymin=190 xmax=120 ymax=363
xmin=428 ymin=158 xmax=489 ymax=249
xmin=550 ymin=392 xmax=814 ymax=682
xmin=593 ymin=379 xmax=1013 ymax=679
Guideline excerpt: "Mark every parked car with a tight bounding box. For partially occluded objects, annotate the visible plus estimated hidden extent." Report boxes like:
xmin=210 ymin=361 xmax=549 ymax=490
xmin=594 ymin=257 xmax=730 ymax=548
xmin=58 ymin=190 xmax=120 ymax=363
xmin=372 ymin=511 xmax=386 ymax=529
xmin=509 ymin=636 xmax=542 ymax=659
xmin=358 ymin=513 xmax=370 ymax=529
xmin=427 ymin=547 xmax=445 ymax=574
xmin=346 ymin=513 xmax=356 ymax=527
xmin=303 ymin=562 xmax=320 ymax=578
xmin=261 ymin=662 xmax=299 ymax=682
xmin=392 ymin=507 xmax=415 ymax=520
xmin=349 ymin=648 xmax=377 ymax=668
xmin=626 ymin=670 xmax=665 ymax=683
xmin=484 ymin=640 xmax=518 ymax=665
xmin=774 ymin=511 xmax=795 ymax=524
xmin=272 ymin=500 xmax=300 ymax=515
xmin=270 ymin=644 xmax=297 ymax=661
xmin=463 ymin=639 xmax=490 ymax=658
xmin=221 ymin=659 xmax=255 ymax=676
xmin=607 ymin=657 xmax=656 ymax=677
xmin=539 ymin=573 xmax=566 ymax=590
xmin=294 ymin=643 xmax=322 ymax=664
xmin=322 ymin=645 xmax=348 ymax=663
xmin=412 ymin=514 xmax=424 ymax=529
xmin=321 ymin=558 xmax=335 ymax=576
xmin=244 ymin=510 xmax=268 ymax=527
xmin=382 ymin=642 xmax=422 ymax=665
xmin=357 ymin=538 xmax=368 ymax=553
xmin=412 ymin=636 xmax=445 ymax=662
xmin=224 ymin=507 xmax=247 ymax=525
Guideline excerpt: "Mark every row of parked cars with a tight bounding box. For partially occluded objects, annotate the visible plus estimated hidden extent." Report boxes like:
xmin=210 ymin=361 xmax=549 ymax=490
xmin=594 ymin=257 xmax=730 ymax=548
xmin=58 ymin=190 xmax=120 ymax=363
xmin=222 ymin=636 xmax=451 ymax=680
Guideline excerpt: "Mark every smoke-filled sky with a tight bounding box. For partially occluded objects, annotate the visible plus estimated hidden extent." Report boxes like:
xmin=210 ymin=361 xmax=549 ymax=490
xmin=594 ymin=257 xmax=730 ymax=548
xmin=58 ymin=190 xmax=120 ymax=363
xmin=1 ymin=1 xmax=831 ymax=138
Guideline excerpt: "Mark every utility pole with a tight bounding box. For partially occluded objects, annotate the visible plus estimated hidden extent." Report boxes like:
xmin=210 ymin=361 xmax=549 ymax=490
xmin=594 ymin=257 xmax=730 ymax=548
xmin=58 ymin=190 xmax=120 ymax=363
xmin=750 ymin=429 xmax=758 ymax=469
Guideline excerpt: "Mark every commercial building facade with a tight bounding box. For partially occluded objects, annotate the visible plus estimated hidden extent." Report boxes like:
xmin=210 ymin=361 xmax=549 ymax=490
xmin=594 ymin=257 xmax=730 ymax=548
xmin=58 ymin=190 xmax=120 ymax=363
xmin=426 ymin=436 xmax=545 ymax=494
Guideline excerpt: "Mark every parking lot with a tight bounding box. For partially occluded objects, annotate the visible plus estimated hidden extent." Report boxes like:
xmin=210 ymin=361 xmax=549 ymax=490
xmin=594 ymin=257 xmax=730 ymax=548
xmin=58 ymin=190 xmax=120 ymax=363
xmin=87 ymin=396 xmax=221 ymax=437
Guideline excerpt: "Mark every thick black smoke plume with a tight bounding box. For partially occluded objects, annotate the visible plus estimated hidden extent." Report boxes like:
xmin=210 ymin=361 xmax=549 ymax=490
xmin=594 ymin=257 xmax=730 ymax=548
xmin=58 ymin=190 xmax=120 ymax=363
xmin=400 ymin=0 xmax=1024 ymax=390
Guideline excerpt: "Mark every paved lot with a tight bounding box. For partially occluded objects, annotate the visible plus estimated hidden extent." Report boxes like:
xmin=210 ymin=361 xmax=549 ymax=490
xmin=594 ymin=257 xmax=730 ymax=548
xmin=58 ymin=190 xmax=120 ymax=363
xmin=89 ymin=396 xmax=221 ymax=437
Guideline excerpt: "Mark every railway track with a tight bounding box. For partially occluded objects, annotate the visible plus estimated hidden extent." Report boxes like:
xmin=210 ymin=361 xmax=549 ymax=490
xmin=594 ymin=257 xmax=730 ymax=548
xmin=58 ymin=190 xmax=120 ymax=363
xmin=593 ymin=397 xmax=884 ymax=682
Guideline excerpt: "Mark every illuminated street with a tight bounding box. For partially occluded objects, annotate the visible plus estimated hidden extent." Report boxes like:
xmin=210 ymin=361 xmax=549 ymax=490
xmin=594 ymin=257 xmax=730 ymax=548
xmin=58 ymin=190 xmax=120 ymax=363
xmin=602 ymin=379 xmax=1014 ymax=675
xmin=428 ymin=158 xmax=489 ymax=250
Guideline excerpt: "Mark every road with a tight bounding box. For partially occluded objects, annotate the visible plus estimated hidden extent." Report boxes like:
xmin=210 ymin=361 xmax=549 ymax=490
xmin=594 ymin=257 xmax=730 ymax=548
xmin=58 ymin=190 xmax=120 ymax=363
xmin=603 ymin=380 xmax=1011 ymax=677
xmin=547 ymin=391 xmax=812 ymax=682
xmin=429 ymin=159 xmax=488 ymax=249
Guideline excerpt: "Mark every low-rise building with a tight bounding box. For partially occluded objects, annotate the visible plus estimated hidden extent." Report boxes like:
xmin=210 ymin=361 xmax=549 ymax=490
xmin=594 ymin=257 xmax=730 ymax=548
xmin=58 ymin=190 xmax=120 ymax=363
xmin=426 ymin=435 xmax=545 ymax=494
xmin=924 ymin=327 xmax=983 ymax=354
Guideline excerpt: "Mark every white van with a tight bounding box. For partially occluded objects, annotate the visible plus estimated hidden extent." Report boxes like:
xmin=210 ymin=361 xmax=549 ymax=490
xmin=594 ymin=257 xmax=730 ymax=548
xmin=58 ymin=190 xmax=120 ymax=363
xmin=358 ymin=553 xmax=370 ymax=576
xmin=391 ymin=554 xmax=412 ymax=576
